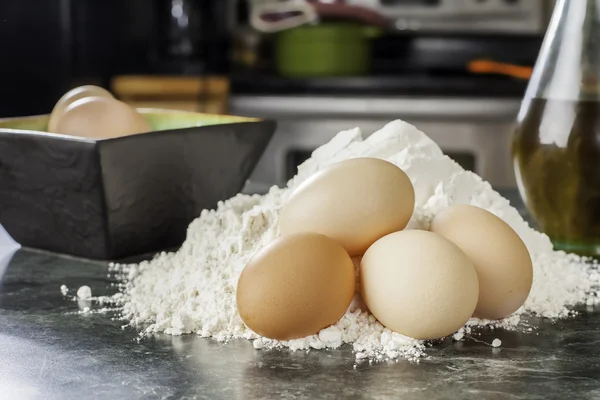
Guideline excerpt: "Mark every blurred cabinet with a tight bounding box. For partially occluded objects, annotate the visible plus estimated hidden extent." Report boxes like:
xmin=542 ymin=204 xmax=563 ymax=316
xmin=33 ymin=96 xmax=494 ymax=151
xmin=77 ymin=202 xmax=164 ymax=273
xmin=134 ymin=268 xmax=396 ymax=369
xmin=111 ymin=75 xmax=229 ymax=114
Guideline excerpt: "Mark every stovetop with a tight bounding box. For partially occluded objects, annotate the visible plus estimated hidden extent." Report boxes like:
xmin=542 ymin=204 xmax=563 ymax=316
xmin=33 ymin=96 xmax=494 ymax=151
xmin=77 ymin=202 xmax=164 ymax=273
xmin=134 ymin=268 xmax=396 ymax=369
xmin=232 ymin=33 xmax=541 ymax=98
xmin=231 ymin=73 xmax=529 ymax=97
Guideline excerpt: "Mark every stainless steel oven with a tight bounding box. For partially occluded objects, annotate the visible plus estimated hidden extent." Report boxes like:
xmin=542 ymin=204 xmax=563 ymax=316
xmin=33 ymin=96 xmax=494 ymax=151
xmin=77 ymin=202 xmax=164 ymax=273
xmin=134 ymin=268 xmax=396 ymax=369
xmin=347 ymin=0 xmax=550 ymax=34
xmin=231 ymin=95 xmax=521 ymax=193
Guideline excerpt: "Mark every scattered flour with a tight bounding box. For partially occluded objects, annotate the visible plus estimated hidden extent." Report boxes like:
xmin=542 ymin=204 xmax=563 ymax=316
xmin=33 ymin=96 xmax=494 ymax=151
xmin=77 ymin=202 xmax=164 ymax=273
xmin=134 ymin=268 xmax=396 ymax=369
xmin=103 ymin=120 xmax=599 ymax=361
xmin=77 ymin=285 xmax=92 ymax=300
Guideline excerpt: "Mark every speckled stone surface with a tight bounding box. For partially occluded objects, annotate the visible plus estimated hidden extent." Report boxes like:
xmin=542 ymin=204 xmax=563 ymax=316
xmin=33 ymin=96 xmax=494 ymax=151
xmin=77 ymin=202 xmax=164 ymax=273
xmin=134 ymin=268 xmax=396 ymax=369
xmin=2 ymin=191 xmax=600 ymax=399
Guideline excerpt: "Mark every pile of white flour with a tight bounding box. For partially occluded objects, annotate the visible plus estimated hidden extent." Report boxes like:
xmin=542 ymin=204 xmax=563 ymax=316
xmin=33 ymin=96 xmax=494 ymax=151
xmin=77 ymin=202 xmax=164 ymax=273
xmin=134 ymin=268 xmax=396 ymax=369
xmin=107 ymin=120 xmax=599 ymax=361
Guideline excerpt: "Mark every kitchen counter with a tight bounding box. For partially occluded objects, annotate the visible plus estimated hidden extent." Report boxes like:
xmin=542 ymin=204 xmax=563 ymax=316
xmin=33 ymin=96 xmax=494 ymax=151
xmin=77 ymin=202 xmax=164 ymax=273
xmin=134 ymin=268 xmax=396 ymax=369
xmin=2 ymin=192 xmax=600 ymax=400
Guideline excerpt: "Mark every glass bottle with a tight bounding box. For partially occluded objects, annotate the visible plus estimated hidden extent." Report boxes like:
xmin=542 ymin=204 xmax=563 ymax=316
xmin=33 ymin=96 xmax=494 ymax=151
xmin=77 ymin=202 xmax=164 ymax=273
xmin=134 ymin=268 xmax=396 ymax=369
xmin=512 ymin=0 xmax=600 ymax=256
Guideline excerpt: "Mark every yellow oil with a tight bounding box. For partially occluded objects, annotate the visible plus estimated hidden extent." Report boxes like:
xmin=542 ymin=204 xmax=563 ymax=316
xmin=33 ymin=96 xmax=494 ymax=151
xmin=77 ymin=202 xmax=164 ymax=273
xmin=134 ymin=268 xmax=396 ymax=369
xmin=512 ymin=97 xmax=600 ymax=256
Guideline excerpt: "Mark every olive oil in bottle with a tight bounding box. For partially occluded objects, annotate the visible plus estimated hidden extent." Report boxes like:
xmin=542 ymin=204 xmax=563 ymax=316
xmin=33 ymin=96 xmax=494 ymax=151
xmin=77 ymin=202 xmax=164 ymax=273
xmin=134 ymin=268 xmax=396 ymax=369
xmin=513 ymin=99 xmax=600 ymax=255
xmin=511 ymin=0 xmax=600 ymax=256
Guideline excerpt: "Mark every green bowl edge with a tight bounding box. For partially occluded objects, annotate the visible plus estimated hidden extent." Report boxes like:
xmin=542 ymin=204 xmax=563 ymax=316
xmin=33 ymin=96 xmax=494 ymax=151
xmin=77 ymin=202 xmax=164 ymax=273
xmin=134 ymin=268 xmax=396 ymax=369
xmin=0 ymin=108 xmax=260 ymax=135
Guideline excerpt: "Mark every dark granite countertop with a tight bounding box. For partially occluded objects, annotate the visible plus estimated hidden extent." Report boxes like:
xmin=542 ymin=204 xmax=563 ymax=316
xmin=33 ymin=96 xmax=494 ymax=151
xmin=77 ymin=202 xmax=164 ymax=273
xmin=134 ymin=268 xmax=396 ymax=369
xmin=2 ymin=191 xmax=600 ymax=400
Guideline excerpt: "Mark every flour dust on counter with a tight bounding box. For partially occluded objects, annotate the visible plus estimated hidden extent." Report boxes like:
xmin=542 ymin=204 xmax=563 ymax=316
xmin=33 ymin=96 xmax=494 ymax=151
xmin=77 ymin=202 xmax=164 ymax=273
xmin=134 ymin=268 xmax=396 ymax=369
xmin=90 ymin=120 xmax=599 ymax=362
xmin=77 ymin=285 xmax=92 ymax=300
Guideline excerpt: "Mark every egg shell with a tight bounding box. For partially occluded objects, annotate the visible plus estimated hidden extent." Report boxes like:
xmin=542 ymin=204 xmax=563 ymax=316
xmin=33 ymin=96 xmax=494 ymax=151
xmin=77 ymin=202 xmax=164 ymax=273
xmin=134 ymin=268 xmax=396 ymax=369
xmin=360 ymin=230 xmax=479 ymax=340
xmin=55 ymin=96 xmax=151 ymax=139
xmin=430 ymin=204 xmax=533 ymax=320
xmin=49 ymin=85 xmax=113 ymax=132
xmin=236 ymin=232 xmax=355 ymax=341
xmin=279 ymin=158 xmax=415 ymax=256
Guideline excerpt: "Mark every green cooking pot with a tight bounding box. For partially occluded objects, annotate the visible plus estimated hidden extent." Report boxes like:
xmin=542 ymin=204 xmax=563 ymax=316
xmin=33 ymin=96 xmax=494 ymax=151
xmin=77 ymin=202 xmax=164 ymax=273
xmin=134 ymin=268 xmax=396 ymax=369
xmin=274 ymin=23 xmax=379 ymax=78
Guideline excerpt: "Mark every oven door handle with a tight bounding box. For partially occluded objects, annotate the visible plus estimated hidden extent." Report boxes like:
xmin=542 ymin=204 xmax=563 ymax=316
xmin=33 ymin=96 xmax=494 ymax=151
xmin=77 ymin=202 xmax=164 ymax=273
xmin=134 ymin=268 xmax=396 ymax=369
xmin=230 ymin=96 xmax=521 ymax=120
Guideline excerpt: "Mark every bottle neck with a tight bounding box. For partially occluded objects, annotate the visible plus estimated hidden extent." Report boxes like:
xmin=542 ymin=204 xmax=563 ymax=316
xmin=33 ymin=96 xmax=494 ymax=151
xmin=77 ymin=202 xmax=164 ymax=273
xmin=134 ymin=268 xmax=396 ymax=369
xmin=523 ymin=0 xmax=600 ymax=104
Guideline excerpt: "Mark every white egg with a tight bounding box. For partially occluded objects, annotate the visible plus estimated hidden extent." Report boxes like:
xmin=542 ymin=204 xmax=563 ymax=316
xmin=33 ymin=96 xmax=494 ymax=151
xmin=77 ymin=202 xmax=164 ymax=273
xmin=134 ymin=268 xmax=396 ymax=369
xmin=360 ymin=230 xmax=479 ymax=340
xmin=279 ymin=158 xmax=415 ymax=256
xmin=49 ymin=85 xmax=114 ymax=132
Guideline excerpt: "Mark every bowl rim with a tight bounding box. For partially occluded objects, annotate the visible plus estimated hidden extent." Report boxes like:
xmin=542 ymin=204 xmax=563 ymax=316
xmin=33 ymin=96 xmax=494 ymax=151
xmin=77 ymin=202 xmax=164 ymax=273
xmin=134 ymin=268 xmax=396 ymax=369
xmin=0 ymin=127 xmax=96 ymax=143
xmin=0 ymin=109 xmax=269 ymax=143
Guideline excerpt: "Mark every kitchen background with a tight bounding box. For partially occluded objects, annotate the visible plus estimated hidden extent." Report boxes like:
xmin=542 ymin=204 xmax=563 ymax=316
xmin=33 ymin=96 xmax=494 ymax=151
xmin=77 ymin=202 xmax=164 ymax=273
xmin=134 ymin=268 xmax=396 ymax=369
xmin=0 ymin=0 xmax=557 ymax=193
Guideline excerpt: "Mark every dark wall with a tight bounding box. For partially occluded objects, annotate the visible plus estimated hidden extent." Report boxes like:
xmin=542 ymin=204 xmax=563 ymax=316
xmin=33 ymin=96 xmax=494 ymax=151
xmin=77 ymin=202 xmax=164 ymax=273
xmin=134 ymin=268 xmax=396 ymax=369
xmin=0 ymin=0 xmax=72 ymax=117
xmin=0 ymin=0 xmax=232 ymax=118
xmin=0 ymin=0 xmax=140 ymax=118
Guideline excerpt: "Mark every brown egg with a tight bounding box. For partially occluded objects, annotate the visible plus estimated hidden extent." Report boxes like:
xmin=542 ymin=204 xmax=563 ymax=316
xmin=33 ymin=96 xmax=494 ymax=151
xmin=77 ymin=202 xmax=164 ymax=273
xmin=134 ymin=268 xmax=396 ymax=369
xmin=54 ymin=96 xmax=151 ymax=139
xmin=279 ymin=158 xmax=415 ymax=256
xmin=236 ymin=232 xmax=355 ymax=341
xmin=430 ymin=204 xmax=533 ymax=320
xmin=48 ymin=85 xmax=113 ymax=132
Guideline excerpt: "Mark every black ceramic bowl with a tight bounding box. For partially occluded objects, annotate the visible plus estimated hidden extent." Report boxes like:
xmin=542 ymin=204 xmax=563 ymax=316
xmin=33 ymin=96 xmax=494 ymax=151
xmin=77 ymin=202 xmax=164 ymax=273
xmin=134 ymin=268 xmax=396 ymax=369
xmin=0 ymin=109 xmax=276 ymax=260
